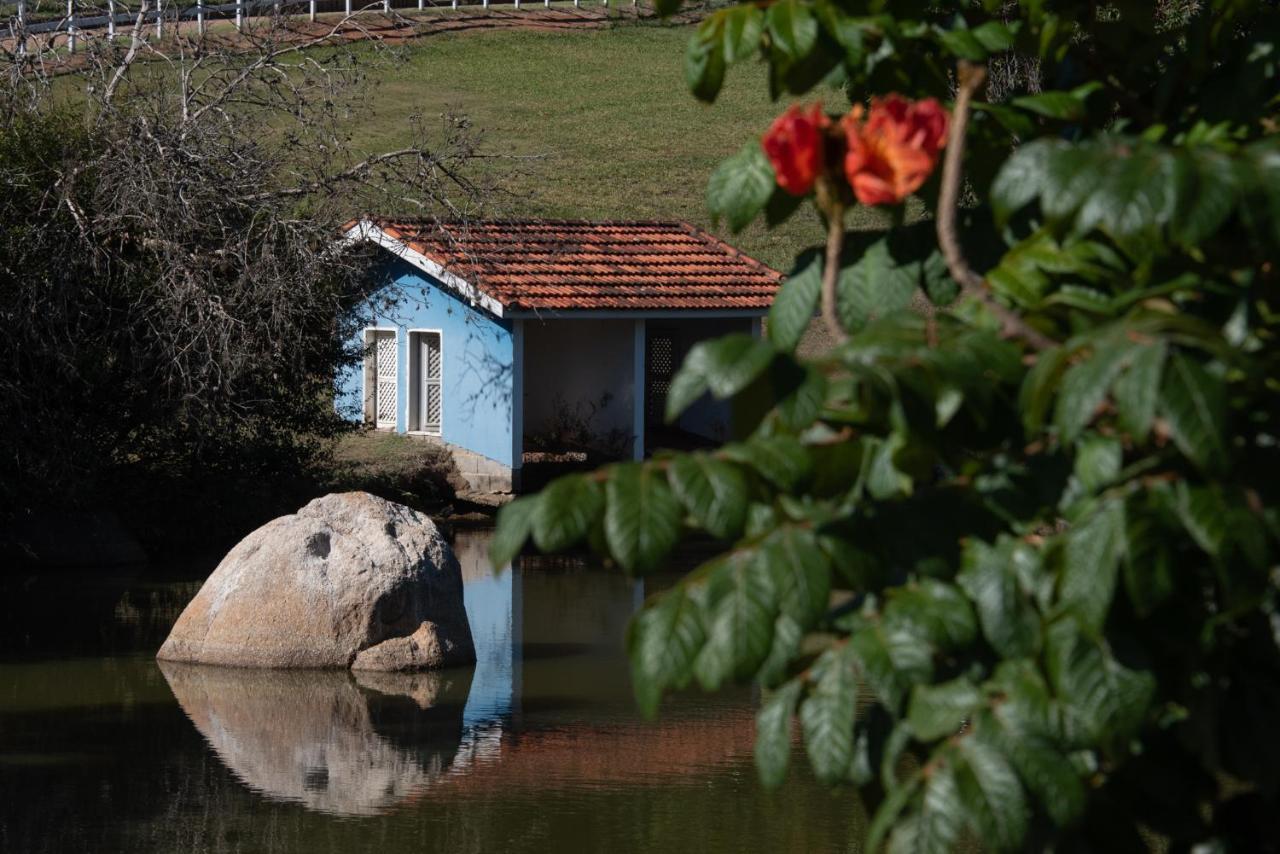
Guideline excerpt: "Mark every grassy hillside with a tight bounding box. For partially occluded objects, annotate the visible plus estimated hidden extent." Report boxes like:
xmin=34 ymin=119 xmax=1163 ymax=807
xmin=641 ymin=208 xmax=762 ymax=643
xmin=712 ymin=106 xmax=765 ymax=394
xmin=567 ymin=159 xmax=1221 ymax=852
xmin=343 ymin=20 xmax=888 ymax=271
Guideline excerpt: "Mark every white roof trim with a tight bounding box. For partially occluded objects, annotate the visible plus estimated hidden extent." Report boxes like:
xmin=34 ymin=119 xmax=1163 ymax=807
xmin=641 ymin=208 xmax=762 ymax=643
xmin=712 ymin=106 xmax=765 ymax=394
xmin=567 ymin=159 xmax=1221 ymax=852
xmin=506 ymin=308 xmax=769 ymax=320
xmin=344 ymin=219 xmax=506 ymax=319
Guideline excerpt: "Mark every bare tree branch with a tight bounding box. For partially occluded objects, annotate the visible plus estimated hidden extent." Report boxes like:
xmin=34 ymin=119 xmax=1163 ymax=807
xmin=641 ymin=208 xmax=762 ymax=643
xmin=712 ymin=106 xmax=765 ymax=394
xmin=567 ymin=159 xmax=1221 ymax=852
xmin=937 ymin=60 xmax=1056 ymax=353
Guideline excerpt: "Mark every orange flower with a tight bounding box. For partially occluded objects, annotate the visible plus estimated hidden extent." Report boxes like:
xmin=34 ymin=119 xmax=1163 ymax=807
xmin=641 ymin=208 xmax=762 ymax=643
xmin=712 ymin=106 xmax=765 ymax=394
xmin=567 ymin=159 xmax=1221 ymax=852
xmin=843 ymin=95 xmax=950 ymax=206
xmin=762 ymin=103 xmax=830 ymax=196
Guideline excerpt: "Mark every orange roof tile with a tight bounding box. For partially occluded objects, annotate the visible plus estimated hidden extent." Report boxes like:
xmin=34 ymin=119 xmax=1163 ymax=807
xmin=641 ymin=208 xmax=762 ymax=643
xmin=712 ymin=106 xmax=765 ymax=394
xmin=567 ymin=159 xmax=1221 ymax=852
xmin=366 ymin=218 xmax=784 ymax=312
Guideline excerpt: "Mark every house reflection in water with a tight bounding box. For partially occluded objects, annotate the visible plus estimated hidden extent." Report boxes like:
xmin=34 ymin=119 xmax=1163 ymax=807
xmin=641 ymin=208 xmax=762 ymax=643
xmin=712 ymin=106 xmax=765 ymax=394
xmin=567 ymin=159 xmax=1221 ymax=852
xmin=163 ymin=529 xmax=756 ymax=817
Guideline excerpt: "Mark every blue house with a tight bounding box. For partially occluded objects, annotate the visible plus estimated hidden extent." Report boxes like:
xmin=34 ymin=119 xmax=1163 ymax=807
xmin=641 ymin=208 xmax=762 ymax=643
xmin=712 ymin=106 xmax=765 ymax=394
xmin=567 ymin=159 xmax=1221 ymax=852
xmin=338 ymin=218 xmax=783 ymax=493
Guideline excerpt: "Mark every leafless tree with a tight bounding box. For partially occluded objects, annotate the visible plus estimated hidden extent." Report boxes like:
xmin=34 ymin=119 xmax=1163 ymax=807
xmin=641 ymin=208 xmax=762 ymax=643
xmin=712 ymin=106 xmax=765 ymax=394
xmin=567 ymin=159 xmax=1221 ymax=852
xmin=0 ymin=10 xmax=508 ymax=512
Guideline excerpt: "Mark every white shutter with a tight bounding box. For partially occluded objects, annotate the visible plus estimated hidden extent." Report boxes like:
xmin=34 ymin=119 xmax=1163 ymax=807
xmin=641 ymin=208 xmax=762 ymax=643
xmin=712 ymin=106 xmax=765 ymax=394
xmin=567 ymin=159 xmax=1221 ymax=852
xmin=375 ymin=331 xmax=398 ymax=429
xmin=420 ymin=332 xmax=442 ymax=434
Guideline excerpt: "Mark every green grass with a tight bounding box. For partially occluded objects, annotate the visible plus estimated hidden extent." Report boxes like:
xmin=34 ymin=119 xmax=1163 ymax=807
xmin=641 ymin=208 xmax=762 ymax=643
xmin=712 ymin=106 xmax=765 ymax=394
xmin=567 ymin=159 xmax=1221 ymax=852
xmin=342 ymin=20 xmax=890 ymax=271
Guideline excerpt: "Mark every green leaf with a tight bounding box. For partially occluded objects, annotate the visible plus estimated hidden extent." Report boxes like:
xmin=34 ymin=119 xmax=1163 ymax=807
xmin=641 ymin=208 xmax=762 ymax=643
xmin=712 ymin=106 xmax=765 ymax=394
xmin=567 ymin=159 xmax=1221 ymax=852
xmin=765 ymin=0 xmax=818 ymax=60
xmin=1158 ymin=352 xmax=1227 ymax=473
xmin=884 ymin=580 xmax=977 ymax=650
xmin=991 ymin=139 xmax=1055 ymax=226
xmin=1112 ymin=340 xmax=1167 ymax=442
xmin=704 ymin=333 xmax=778 ymax=398
xmin=1239 ymin=140 xmax=1280 ymax=247
xmin=755 ymin=679 xmax=802 ymax=788
xmin=1010 ymin=83 xmax=1098 ymax=121
xmin=628 ymin=585 xmax=706 ymax=716
xmin=768 ymin=248 xmax=822 ymax=353
xmin=1040 ymin=141 xmax=1111 ymax=224
xmin=1060 ymin=499 xmax=1126 ymax=631
xmin=774 ymin=364 xmax=828 ymax=430
xmin=721 ymin=4 xmax=764 ymax=63
xmin=685 ymin=21 xmax=727 ymax=103
xmin=836 ymin=238 xmax=920 ymax=334
xmin=957 ymin=537 xmax=1043 ymax=659
xmin=1073 ymin=434 xmax=1122 ymax=493
xmin=665 ymin=332 xmax=777 ymax=422
xmin=723 ymin=435 xmax=811 ymax=491
xmin=800 ymin=645 xmax=859 ymax=782
xmin=1077 ymin=145 xmax=1178 ymax=240
xmin=1019 ymin=346 xmax=1068 ymax=435
xmin=850 ymin=623 xmax=933 ymax=712
xmin=912 ymin=755 xmax=965 ymax=853
xmin=695 ymin=553 xmax=776 ymax=690
xmin=489 ymin=494 xmax=539 ymax=567
xmin=665 ymin=351 xmax=710 ymax=422
xmin=1046 ymin=618 xmax=1155 ymax=747
xmin=864 ymin=433 xmax=913 ymax=500
xmin=1172 ymin=148 xmax=1238 ymax=247
xmin=668 ymin=453 xmax=749 ymax=540
xmin=757 ymin=612 xmax=804 ymax=687
xmin=971 ymin=20 xmax=1017 ymax=52
xmin=956 ymin=735 xmax=1030 ymax=852
xmin=1053 ymin=338 xmax=1135 ymax=443
xmin=981 ymin=707 xmax=1085 ymax=828
xmin=760 ymin=526 xmax=831 ymax=627
xmin=707 ymin=142 xmax=775 ymax=232
xmin=1123 ymin=497 xmax=1175 ymax=615
xmin=1172 ymin=481 xmax=1231 ymax=558
xmin=532 ymin=475 xmax=604 ymax=552
xmin=868 ymin=773 xmax=923 ymax=854
xmin=936 ymin=26 xmax=988 ymax=61
xmin=908 ymin=677 xmax=983 ymax=741
xmin=605 ymin=463 xmax=683 ymax=573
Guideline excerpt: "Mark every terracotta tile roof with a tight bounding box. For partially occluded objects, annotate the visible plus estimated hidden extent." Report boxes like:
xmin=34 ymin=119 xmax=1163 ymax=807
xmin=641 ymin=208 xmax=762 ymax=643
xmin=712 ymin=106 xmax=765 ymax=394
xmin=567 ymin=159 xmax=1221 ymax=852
xmin=366 ymin=218 xmax=784 ymax=312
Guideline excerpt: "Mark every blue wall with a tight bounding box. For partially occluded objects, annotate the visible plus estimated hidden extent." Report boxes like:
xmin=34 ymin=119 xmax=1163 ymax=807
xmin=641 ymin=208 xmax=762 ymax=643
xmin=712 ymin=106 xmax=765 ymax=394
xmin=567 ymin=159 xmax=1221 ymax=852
xmin=337 ymin=259 xmax=515 ymax=467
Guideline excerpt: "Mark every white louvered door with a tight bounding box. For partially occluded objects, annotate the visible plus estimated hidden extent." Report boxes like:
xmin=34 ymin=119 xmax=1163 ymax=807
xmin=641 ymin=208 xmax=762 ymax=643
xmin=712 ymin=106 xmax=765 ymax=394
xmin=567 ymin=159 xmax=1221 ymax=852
xmin=374 ymin=331 xmax=398 ymax=429
xmin=419 ymin=332 xmax=442 ymax=434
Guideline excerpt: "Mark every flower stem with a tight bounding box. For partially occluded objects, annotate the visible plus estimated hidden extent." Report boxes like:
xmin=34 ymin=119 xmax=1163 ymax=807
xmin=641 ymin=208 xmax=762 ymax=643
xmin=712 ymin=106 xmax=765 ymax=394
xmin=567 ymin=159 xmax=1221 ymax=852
xmin=821 ymin=197 xmax=848 ymax=346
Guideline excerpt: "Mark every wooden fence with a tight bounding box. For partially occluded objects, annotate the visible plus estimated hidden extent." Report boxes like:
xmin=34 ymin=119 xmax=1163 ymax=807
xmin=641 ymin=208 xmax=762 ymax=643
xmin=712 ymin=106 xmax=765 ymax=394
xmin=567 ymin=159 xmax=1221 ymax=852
xmin=5 ymin=0 xmax=634 ymax=53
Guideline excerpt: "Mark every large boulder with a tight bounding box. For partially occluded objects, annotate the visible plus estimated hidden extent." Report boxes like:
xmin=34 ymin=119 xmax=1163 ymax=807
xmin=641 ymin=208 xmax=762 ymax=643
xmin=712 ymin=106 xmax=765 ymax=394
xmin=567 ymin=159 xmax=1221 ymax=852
xmin=157 ymin=492 xmax=475 ymax=670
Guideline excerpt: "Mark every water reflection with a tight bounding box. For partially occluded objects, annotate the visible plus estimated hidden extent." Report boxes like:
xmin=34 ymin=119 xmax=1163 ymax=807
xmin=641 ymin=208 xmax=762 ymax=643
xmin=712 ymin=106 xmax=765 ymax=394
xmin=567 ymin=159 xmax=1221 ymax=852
xmin=159 ymin=662 xmax=473 ymax=816
xmin=0 ymin=529 xmax=866 ymax=853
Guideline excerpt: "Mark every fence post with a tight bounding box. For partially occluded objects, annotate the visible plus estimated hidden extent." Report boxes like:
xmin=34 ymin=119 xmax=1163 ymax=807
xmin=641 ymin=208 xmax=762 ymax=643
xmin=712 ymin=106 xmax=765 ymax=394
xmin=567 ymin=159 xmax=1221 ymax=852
xmin=67 ymin=0 xmax=77 ymax=53
xmin=514 ymin=0 xmax=519 ymax=9
xmin=383 ymin=0 xmax=390 ymax=13
xmin=309 ymin=0 xmax=316 ymax=19
xmin=235 ymin=0 xmax=243 ymax=29
xmin=345 ymin=0 xmax=351 ymax=15
xmin=155 ymin=0 xmax=163 ymax=38
xmin=451 ymin=0 xmax=456 ymax=9
xmin=107 ymin=0 xmax=115 ymax=39
xmin=197 ymin=0 xmax=205 ymax=34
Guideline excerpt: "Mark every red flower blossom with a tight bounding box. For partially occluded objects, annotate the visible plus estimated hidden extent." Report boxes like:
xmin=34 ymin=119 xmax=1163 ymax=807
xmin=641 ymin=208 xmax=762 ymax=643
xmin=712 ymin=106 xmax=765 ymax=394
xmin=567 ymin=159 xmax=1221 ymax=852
xmin=762 ymin=103 xmax=830 ymax=196
xmin=843 ymin=95 xmax=950 ymax=206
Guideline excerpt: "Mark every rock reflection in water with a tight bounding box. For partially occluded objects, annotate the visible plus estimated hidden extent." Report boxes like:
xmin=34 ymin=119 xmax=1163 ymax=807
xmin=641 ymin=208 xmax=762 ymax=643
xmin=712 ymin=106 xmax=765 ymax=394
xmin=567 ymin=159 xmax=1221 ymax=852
xmin=158 ymin=662 xmax=472 ymax=816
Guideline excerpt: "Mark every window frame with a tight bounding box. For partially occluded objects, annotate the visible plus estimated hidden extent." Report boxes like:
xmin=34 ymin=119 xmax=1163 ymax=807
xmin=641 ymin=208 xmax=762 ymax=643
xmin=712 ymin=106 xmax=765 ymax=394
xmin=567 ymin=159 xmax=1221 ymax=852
xmin=362 ymin=326 xmax=399 ymax=430
xmin=407 ymin=328 xmax=444 ymax=437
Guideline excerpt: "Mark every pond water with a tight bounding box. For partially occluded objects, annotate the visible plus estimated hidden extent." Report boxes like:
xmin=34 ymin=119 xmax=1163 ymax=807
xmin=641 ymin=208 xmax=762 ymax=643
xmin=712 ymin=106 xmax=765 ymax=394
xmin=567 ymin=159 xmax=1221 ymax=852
xmin=0 ymin=529 xmax=865 ymax=853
